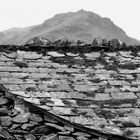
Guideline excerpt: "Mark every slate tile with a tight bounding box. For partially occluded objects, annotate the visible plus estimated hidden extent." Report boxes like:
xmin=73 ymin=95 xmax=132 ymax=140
xmin=28 ymin=113 xmax=43 ymax=122
xmin=21 ymin=67 xmax=39 ymax=73
xmin=24 ymin=134 xmax=36 ymax=140
xmin=0 ymin=61 xmax=6 ymax=65
xmin=10 ymin=72 xmax=30 ymax=79
xmin=50 ymin=92 xmax=71 ymax=99
xmin=84 ymin=52 xmax=100 ymax=58
xmin=0 ymin=116 xmax=12 ymax=127
xmin=59 ymin=136 xmax=75 ymax=140
xmin=12 ymin=91 xmax=30 ymax=97
xmin=47 ymin=51 xmax=65 ymax=57
xmin=124 ymin=127 xmax=140 ymax=137
xmin=45 ymin=123 xmax=65 ymax=131
xmin=17 ymin=51 xmax=42 ymax=60
xmin=94 ymin=93 xmax=111 ymax=101
xmin=24 ymin=97 xmax=40 ymax=105
xmin=12 ymin=113 xmax=29 ymax=123
xmin=0 ymin=66 xmax=21 ymax=72
xmin=52 ymin=107 xmax=72 ymax=115
xmin=111 ymin=92 xmax=137 ymax=100
xmin=0 ymin=97 xmax=9 ymax=105
xmin=0 ymin=72 xmax=11 ymax=78
xmin=40 ymin=134 xmax=59 ymax=140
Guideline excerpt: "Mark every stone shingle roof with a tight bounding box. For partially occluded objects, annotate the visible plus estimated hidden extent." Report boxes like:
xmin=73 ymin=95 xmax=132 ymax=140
xmin=0 ymin=45 xmax=140 ymax=140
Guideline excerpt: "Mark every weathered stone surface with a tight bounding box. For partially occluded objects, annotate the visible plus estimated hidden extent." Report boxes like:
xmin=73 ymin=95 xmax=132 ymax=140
xmin=24 ymin=98 xmax=40 ymax=105
xmin=111 ymin=92 xmax=137 ymax=100
xmin=12 ymin=91 xmax=30 ymax=97
xmin=31 ymin=125 xmax=52 ymax=134
xmin=44 ymin=114 xmax=58 ymax=123
xmin=0 ymin=128 xmax=14 ymax=139
xmin=0 ymin=97 xmax=9 ymax=105
xmin=0 ymin=66 xmax=21 ymax=72
xmin=12 ymin=113 xmax=29 ymax=123
xmin=74 ymin=85 xmax=98 ymax=92
xmin=53 ymin=107 xmax=72 ymax=115
xmin=57 ymin=131 xmax=71 ymax=135
xmin=84 ymin=52 xmax=100 ymax=58
xmin=47 ymin=51 xmax=65 ymax=57
xmin=24 ymin=134 xmax=36 ymax=140
xmin=103 ymin=126 xmax=123 ymax=135
xmin=3 ymin=52 xmax=17 ymax=59
xmin=66 ymin=53 xmax=79 ymax=57
xmin=94 ymin=93 xmax=111 ymax=101
xmin=40 ymin=134 xmax=58 ymax=140
xmin=72 ymin=132 xmax=91 ymax=137
xmin=1 ymin=49 xmax=140 ymax=139
xmin=28 ymin=113 xmax=43 ymax=122
xmin=59 ymin=136 xmax=75 ymax=140
xmin=124 ymin=127 xmax=140 ymax=137
xmin=11 ymin=124 xmax=21 ymax=130
xmin=45 ymin=123 xmax=65 ymax=131
xmin=0 ymin=116 xmax=12 ymax=127
xmin=76 ymin=136 xmax=88 ymax=140
xmin=17 ymin=51 xmax=42 ymax=60
xmin=21 ymin=123 xmax=36 ymax=130
xmin=21 ymin=67 xmax=38 ymax=73
xmin=14 ymin=135 xmax=24 ymax=140
xmin=5 ymin=84 xmax=21 ymax=91
xmin=0 ymin=106 xmax=9 ymax=116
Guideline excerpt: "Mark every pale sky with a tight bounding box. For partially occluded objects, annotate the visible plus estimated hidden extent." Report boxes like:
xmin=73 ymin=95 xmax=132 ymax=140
xmin=0 ymin=0 xmax=140 ymax=40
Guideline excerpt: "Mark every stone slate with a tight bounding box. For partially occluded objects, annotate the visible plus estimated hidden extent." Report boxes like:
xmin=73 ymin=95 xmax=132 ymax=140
xmin=0 ymin=49 xmax=139 ymax=139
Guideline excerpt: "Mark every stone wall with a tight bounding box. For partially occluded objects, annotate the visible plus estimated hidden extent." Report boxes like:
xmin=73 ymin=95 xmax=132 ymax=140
xmin=0 ymin=47 xmax=140 ymax=139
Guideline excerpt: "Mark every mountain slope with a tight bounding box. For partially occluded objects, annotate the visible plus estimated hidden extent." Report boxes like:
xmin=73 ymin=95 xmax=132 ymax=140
xmin=0 ymin=10 xmax=139 ymax=45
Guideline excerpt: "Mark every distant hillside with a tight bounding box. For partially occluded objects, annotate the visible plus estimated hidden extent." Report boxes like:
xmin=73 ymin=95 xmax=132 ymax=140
xmin=0 ymin=10 xmax=139 ymax=45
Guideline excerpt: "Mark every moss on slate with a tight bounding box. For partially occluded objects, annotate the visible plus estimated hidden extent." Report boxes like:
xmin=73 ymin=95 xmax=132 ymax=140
xmin=94 ymin=109 xmax=116 ymax=119
xmin=26 ymin=87 xmax=37 ymax=92
xmin=103 ymin=99 xmax=137 ymax=107
xmin=119 ymin=63 xmax=139 ymax=70
xmin=14 ymin=61 xmax=28 ymax=68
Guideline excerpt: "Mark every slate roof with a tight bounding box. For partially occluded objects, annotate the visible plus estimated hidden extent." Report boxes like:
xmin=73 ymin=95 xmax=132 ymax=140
xmin=0 ymin=46 xmax=140 ymax=139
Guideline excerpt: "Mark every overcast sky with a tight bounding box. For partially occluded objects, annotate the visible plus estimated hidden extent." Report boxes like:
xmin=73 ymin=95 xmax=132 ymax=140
xmin=0 ymin=0 xmax=140 ymax=40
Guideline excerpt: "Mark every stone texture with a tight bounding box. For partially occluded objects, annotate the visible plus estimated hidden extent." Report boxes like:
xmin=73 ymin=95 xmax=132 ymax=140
xmin=59 ymin=136 xmax=75 ymax=140
xmin=24 ymin=134 xmax=36 ymax=140
xmin=111 ymin=92 xmax=137 ymax=100
xmin=0 ymin=97 xmax=9 ymax=105
xmin=12 ymin=114 xmax=29 ymax=123
xmin=0 ymin=116 xmax=12 ymax=127
xmin=31 ymin=125 xmax=52 ymax=134
xmin=0 ymin=106 xmax=9 ymax=116
xmin=28 ymin=113 xmax=43 ymax=122
xmin=40 ymin=134 xmax=59 ymax=140
xmin=47 ymin=51 xmax=65 ymax=57
xmin=0 ymin=48 xmax=140 ymax=139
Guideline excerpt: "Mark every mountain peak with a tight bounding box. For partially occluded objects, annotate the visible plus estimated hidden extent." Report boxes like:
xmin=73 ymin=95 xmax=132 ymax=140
xmin=77 ymin=9 xmax=87 ymax=13
xmin=0 ymin=10 xmax=139 ymax=45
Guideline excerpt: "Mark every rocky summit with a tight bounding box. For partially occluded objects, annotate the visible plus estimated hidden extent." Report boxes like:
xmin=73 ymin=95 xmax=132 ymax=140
xmin=0 ymin=45 xmax=140 ymax=140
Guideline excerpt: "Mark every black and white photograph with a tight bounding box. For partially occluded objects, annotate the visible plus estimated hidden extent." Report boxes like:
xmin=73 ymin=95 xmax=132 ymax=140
xmin=0 ymin=0 xmax=140 ymax=139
